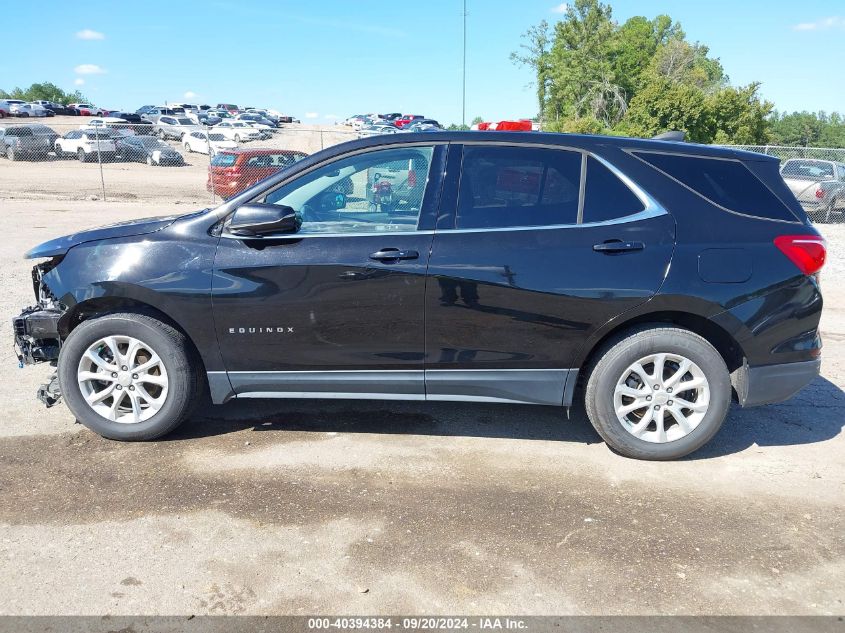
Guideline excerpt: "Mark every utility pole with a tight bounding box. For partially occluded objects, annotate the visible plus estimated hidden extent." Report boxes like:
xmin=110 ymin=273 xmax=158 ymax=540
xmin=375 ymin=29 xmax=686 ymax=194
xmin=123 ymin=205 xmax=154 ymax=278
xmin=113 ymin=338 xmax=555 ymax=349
xmin=462 ymin=0 xmax=467 ymax=128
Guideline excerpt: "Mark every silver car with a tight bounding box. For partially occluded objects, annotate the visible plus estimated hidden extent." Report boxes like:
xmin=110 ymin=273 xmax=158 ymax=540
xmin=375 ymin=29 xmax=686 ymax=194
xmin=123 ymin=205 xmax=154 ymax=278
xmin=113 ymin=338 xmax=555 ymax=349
xmin=781 ymin=158 xmax=845 ymax=223
xmin=153 ymin=116 xmax=202 ymax=141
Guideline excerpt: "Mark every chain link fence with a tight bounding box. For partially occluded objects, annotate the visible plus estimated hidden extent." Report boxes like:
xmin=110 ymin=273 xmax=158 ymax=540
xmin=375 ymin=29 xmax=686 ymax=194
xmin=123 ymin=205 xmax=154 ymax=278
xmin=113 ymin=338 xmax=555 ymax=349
xmin=0 ymin=115 xmax=358 ymax=205
xmin=725 ymin=145 xmax=845 ymax=224
xmin=2 ymin=117 xmax=844 ymax=225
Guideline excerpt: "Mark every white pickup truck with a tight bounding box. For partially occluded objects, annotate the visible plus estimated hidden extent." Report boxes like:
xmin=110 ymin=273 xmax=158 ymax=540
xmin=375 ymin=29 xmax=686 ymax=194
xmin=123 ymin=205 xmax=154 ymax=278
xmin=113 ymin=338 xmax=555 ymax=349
xmin=55 ymin=129 xmax=118 ymax=162
xmin=780 ymin=158 xmax=845 ymax=223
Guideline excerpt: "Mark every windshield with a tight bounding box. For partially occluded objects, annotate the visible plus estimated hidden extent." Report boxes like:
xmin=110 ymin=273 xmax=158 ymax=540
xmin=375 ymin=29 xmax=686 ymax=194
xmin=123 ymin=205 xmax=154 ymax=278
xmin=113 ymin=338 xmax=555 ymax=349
xmin=208 ymin=134 xmax=226 ymax=141
xmin=176 ymin=118 xmax=194 ymax=125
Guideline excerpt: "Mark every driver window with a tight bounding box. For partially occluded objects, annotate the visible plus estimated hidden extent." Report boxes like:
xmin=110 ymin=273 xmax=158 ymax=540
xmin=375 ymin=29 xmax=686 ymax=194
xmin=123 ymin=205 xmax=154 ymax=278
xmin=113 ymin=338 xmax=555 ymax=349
xmin=262 ymin=146 xmax=435 ymax=234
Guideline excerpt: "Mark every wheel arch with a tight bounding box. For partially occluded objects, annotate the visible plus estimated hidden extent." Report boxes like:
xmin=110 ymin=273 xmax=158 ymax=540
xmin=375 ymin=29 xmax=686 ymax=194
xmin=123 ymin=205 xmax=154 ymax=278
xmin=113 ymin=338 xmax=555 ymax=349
xmin=59 ymin=297 xmax=208 ymax=377
xmin=575 ymin=309 xmax=746 ymax=377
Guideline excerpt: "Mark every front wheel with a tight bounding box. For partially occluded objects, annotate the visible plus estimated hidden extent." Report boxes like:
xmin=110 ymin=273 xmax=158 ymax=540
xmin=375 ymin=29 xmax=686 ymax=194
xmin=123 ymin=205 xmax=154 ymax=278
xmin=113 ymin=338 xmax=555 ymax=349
xmin=57 ymin=313 xmax=202 ymax=441
xmin=146 ymin=155 xmax=154 ymax=166
xmin=584 ymin=327 xmax=731 ymax=460
xmin=185 ymin=143 xmax=192 ymax=153
xmin=7 ymin=146 xmax=16 ymax=161
xmin=77 ymin=148 xmax=87 ymax=163
xmin=233 ymin=134 xmax=241 ymax=143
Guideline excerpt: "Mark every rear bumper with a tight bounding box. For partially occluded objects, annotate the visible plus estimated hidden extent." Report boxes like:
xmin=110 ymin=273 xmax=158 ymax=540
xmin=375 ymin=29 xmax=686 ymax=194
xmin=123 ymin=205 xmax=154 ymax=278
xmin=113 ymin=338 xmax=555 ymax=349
xmin=734 ymin=359 xmax=821 ymax=407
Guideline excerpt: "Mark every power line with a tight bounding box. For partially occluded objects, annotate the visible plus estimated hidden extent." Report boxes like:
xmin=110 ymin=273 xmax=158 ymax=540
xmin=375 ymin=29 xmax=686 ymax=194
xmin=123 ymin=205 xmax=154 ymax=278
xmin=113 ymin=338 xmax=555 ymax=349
xmin=462 ymin=0 xmax=467 ymax=128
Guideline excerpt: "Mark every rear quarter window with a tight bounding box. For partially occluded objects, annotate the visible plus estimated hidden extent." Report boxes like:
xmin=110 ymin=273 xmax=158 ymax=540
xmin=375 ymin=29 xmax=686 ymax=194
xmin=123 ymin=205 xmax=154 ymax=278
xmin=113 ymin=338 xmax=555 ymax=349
xmin=633 ymin=151 xmax=797 ymax=221
xmin=583 ymin=156 xmax=645 ymax=223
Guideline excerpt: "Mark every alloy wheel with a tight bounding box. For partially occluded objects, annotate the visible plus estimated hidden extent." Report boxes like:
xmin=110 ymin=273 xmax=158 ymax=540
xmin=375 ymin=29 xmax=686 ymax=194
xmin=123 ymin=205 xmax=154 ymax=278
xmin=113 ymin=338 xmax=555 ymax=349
xmin=76 ymin=335 xmax=169 ymax=424
xmin=613 ymin=352 xmax=710 ymax=443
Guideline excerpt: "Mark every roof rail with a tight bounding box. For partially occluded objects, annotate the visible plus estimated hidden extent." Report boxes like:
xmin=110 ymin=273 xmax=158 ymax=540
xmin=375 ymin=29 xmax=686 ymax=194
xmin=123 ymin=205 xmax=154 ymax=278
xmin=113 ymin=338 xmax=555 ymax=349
xmin=652 ymin=131 xmax=686 ymax=142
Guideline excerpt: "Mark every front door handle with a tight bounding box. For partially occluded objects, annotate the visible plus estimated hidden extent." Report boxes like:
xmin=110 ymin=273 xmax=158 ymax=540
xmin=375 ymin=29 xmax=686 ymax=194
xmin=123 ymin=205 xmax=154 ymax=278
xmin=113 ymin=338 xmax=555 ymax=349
xmin=369 ymin=248 xmax=419 ymax=261
xmin=593 ymin=240 xmax=645 ymax=254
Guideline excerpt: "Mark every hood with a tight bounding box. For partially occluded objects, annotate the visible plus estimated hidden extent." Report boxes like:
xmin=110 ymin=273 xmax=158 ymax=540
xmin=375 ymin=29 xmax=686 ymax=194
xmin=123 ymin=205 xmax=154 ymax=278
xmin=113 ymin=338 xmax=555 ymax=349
xmin=25 ymin=213 xmax=191 ymax=259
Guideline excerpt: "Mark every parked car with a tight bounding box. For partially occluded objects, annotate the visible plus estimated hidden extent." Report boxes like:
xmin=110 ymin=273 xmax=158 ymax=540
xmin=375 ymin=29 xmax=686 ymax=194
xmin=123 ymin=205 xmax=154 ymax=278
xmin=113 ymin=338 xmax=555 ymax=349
xmin=235 ymin=112 xmax=277 ymax=129
xmin=140 ymin=107 xmax=178 ymax=122
xmin=357 ymin=124 xmax=400 ymax=138
xmin=779 ymin=158 xmax=845 ymax=223
xmin=153 ymin=116 xmax=202 ymax=141
xmin=183 ymin=130 xmax=237 ymax=155
xmin=395 ymin=115 xmax=425 ymax=128
xmin=12 ymin=132 xmax=826 ymax=461
xmin=101 ymin=112 xmax=154 ymax=135
xmin=402 ymin=120 xmax=443 ymax=133
xmin=0 ymin=124 xmax=53 ymax=160
xmin=216 ymin=103 xmax=240 ymax=114
xmin=67 ymin=103 xmax=104 ymax=116
xmin=0 ymin=101 xmax=12 ymax=118
xmin=135 ymin=105 xmax=157 ymax=115
xmin=28 ymin=124 xmax=60 ymax=149
xmin=207 ymin=148 xmax=307 ymax=198
xmin=11 ymin=103 xmax=50 ymax=118
xmin=42 ymin=102 xmax=80 ymax=116
xmin=212 ymin=121 xmax=262 ymax=142
xmin=116 ymin=135 xmax=185 ymax=166
xmin=54 ymin=129 xmax=117 ymax=161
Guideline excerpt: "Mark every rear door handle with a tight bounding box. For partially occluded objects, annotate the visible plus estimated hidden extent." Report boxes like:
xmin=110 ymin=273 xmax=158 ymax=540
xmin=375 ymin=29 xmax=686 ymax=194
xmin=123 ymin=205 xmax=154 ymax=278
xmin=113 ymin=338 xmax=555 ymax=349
xmin=369 ymin=248 xmax=419 ymax=261
xmin=593 ymin=240 xmax=645 ymax=254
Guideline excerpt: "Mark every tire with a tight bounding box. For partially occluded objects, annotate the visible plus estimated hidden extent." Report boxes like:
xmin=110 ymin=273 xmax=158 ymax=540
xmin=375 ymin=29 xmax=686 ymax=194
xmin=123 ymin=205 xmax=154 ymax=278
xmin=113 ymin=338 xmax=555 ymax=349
xmin=583 ymin=326 xmax=731 ymax=460
xmin=810 ymin=202 xmax=833 ymax=224
xmin=57 ymin=312 xmax=202 ymax=441
xmin=146 ymin=155 xmax=154 ymax=166
xmin=7 ymin=146 xmax=16 ymax=161
xmin=54 ymin=145 xmax=63 ymax=159
xmin=233 ymin=134 xmax=241 ymax=143
xmin=157 ymin=129 xmax=166 ymax=140
xmin=185 ymin=143 xmax=192 ymax=153
xmin=78 ymin=148 xmax=88 ymax=163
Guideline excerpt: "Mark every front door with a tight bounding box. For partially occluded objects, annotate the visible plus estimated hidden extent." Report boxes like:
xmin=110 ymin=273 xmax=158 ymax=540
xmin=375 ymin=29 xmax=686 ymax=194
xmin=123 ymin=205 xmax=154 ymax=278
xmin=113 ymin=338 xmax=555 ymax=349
xmin=424 ymin=144 xmax=675 ymax=405
xmin=212 ymin=143 xmax=445 ymax=400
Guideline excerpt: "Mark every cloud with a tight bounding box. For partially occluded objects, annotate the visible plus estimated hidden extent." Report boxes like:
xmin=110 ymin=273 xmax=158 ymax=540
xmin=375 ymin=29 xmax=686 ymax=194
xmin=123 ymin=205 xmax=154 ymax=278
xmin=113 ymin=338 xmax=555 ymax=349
xmin=184 ymin=91 xmax=197 ymax=99
xmin=74 ymin=64 xmax=106 ymax=75
xmin=550 ymin=3 xmax=569 ymax=13
xmin=305 ymin=112 xmax=319 ymax=119
xmin=74 ymin=78 xmax=85 ymax=86
xmin=76 ymin=29 xmax=105 ymax=40
xmin=793 ymin=16 xmax=845 ymax=31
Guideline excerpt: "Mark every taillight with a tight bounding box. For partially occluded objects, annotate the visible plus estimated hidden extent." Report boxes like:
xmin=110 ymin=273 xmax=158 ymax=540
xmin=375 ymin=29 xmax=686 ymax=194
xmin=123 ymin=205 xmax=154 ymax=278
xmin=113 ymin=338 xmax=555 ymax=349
xmin=815 ymin=188 xmax=826 ymax=199
xmin=774 ymin=235 xmax=826 ymax=275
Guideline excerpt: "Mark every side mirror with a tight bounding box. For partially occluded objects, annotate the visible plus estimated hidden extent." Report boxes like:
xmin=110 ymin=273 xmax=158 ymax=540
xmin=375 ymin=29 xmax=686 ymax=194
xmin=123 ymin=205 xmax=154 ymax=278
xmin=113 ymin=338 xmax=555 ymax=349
xmin=228 ymin=203 xmax=300 ymax=237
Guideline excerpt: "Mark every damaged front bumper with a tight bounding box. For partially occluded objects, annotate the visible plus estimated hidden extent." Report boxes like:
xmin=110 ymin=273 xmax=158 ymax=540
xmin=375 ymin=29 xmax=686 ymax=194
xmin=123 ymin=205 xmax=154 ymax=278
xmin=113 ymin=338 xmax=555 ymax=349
xmin=13 ymin=260 xmax=66 ymax=407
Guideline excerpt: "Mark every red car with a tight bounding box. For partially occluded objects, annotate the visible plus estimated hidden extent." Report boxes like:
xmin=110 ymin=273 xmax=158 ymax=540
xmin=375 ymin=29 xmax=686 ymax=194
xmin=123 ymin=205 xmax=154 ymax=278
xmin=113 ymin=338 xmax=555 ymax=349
xmin=207 ymin=148 xmax=308 ymax=199
xmin=394 ymin=114 xmax=424 ymax=128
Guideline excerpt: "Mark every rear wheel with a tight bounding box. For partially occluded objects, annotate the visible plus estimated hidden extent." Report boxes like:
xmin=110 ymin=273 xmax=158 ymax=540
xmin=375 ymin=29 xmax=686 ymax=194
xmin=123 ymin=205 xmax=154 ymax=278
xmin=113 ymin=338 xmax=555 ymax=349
xmin=57 ymin=313 xmax=202 ymax=441
xmin=77 ymin=148 xmax=87 ymax=163
xmin=146 ymin=155 xmax=154 ymax=166
xmin=584 ymin=327 xmax=731 ymax=460
xmin=234 ymin=134 xmax=241 ymax=143
xmin=54 ymin=144 xmax=63 ymax=159
xmin=6 ymin=146 xmax=16 ymax=161
xmin=185 ymin=143 xmax=192 ymax=153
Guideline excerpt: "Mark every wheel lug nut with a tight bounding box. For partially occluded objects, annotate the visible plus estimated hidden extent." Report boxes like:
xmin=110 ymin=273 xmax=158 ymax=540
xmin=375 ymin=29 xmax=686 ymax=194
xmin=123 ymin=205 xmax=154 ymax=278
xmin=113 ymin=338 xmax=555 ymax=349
xmin=111 ymin=372 xmax=117 ymax=378
xmin=667 ymin=387 xmax=673 ymax=393
xmin=132 ymin=374 xmax=138 ymax=379
xmin=653 ymin=385 xmax=660 ymax=390
xmin=654 ymin=405 xmax=660 ymax=410
xmin=121 ymin=366 xmax=128 ymax=371
xmin=646 ymin=396 xmax=652 ymax=401
xmin=116 ymin=385 xmax=122 ymax=390
xmin=668 ymin=400 xmax=673 ymax=406
xmin=129 ymin=386 xmax=135 ymax=391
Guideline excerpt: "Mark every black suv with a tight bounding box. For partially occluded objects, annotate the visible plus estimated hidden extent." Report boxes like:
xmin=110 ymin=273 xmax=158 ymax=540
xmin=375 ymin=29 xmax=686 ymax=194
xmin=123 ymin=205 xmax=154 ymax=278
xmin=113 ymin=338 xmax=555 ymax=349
xmin=13 ymin=132 xmax=826 ymax=460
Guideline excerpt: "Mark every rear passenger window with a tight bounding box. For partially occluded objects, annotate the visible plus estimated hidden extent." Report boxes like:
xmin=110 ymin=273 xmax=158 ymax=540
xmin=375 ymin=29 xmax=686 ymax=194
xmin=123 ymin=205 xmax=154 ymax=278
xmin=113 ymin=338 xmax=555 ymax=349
xmin=583 ymin=156 xmax=644 ymax=223
xmin=633 ymin=152 xmax=796 ymax=221
xmin=457 ymin=147 xmax=581 ymax=229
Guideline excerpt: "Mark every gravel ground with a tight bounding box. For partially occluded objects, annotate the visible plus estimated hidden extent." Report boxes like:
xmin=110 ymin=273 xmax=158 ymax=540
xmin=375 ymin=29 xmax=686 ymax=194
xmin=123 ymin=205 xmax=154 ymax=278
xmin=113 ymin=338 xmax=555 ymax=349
xmin=0 ymin=194 xmax=842 ymax=616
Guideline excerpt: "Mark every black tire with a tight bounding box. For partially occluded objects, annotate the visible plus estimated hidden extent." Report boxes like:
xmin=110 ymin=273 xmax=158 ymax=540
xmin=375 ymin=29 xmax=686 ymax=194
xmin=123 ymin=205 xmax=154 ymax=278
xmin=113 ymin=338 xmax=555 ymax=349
xmin=583 ymin=326 xmax=731 ymax=460
xmin=77 ymin=148 xmax=87 ymax=163
xmin=54 ymin=145 xmax=63 ymax=159
xmin=146 ymin=154 xmax=154 ymax=166
xmin=58 ymin=312 xmax=202 ymax=441
xmin=7 ymin=146 xmax=16 ymax=161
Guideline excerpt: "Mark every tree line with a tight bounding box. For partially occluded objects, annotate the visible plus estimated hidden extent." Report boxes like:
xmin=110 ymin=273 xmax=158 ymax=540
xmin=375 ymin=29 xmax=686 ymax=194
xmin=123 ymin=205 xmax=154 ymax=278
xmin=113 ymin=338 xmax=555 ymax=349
xmin=512 ymin=0 xmax=845 ymax=147
xmin=0 ymin=82 xmax=90 ymax=107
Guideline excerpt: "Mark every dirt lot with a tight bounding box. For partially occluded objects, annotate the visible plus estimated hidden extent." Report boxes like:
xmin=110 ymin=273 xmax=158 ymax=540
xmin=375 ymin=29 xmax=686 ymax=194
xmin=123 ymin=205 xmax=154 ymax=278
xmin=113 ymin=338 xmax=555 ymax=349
xmin=0 ymin=116 xmax=356 ymax=204
xmin=0 ymin=190 xmax=843 ymax=615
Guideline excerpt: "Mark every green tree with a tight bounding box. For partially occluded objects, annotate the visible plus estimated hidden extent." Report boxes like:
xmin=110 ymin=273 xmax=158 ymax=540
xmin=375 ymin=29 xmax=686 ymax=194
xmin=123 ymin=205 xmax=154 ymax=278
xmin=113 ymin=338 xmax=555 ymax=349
xmin=621 ymin=76 xmax=711 ymax=141
xmin=0 ymin=82 xmax=89 ymax=105
xmin=709 ymin=83 xmax=772 ymax=144
xmin=545 ymin=0 xmax=620 ymax=125
xmin=611 ymin=15 xmax=682 ymax=99
xmin=510 ymin=20 xmax=553 ymax=121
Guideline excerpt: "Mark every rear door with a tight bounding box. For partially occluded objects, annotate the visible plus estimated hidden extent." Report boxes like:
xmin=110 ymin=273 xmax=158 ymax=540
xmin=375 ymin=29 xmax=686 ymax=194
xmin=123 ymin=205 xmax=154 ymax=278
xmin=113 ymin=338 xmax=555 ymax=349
xmin=424 ymin=144 xmax=675 ymax=405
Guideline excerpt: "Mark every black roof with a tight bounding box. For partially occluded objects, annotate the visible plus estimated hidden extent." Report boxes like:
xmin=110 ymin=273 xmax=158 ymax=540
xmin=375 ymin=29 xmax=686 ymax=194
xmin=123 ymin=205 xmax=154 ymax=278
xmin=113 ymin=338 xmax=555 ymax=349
xmin=335 ymin=131 xmax=777 ymax=163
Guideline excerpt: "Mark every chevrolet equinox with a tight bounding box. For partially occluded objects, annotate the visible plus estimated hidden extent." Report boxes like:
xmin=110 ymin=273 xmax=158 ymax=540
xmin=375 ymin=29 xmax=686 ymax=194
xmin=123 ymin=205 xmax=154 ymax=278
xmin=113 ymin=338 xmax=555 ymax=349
xmin=13 ymin=132 xmax=826 ymax=460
